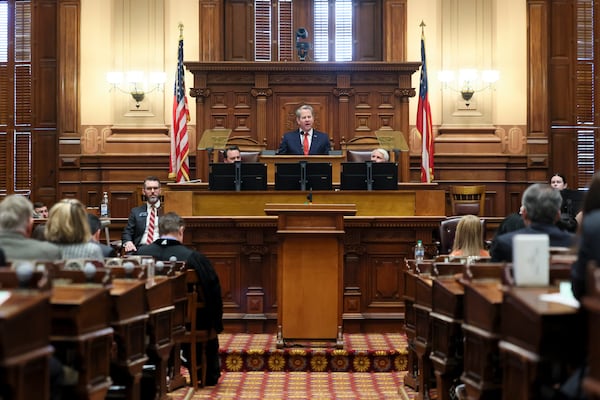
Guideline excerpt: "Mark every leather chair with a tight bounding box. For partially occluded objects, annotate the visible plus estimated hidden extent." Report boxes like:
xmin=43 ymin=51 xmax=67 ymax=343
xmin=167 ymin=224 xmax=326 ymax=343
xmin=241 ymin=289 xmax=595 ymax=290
xmin=437 ymin=216 xmax=487 ymax=255
xmin=179 ymin=269 xmax=218 ymax=389
xmin=449 ymin=185 xmax=486 ymax=216
xmin=346 ymin=150 xmax=372 ymax=162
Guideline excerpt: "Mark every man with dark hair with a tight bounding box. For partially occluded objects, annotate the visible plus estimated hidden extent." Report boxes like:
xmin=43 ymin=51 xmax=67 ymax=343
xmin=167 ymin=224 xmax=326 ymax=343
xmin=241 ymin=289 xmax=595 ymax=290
xmin=87 ymin=213 xmax=117 ymax=257
xmin=490 ymin=183 xmax=575 ymax=262
xmin=33 ymin=201 xmax=48 ymax=219
xmin=122 ymin=176 xmax=162 ymax=253
xmin=137 ymin=211 xmax=223 ymax=386
xmin=223 ymin=145 xmax=241 ymax=163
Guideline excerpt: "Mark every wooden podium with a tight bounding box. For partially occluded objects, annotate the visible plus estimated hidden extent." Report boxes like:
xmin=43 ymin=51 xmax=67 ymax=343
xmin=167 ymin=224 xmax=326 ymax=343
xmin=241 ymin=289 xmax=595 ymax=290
xmin=265 ymin=203 xmax=356 ymax=348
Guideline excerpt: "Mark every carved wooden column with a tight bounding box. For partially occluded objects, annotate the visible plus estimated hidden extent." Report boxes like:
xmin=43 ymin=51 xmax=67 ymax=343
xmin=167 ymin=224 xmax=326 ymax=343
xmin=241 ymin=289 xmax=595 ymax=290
xmin=334 ymin=74 xmax=354 ymax=150
xmin=241 ymin=228 xmax=270 ymax=333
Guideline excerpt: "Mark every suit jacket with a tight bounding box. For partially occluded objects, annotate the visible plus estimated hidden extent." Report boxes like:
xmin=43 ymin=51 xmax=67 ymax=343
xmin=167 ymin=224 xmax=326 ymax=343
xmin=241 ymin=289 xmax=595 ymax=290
xmin=0 ymin=231 xmax=62 ymax=261
xmin=572 ymin=210 xmax=600 ymax=300
xmin=186 ymin=251 xmax=224 ymax=333
xmin=490 ymin=222 xmax=575 ymax=262
xmin=277 ymin=129 xmax=331 ymax=155
xmin=91 ymin=240 xmax=117 ymax=258
xmin=136 ymin=238 xmax=193 ymax=262
xmin=121 ymin=204 xmax=162 ymax=248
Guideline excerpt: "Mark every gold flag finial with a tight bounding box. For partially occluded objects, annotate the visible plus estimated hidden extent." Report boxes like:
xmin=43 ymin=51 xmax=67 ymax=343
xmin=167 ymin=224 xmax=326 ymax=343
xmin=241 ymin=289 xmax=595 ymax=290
xmin=420 ymin=20 xmax=426 ymax=38
xmin=178 ymin=23 xmax=184 ymax=40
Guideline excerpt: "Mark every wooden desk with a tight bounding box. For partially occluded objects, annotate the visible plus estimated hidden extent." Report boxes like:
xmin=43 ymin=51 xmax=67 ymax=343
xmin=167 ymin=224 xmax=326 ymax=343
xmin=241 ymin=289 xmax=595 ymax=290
xmin=165 ymin=188 xmax=445 ymax=217
xmin=414 ymin=271 xmax=434 ymax=400
xmin=461 ymin=279 xmax=504 ymax=399
xmin=430 ymin=263 xmax=466 ymax=400
xmin=144 ymin=276 xmax=175 ymax=400
xmin=499 ymin=287 xmax=585 ymax=399
xmin=109 ymin=279 xmax=149 ymax=400
xmin=50 ymin=284 xmax=113 ymax=400
xmin=0 ymin=290 xmax=53 ymax=400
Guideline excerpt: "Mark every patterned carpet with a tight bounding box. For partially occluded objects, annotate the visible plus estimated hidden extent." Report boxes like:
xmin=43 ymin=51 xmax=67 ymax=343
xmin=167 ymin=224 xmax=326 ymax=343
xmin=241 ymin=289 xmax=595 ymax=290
xmin=168 ymin=371 xmax=417 ymax=399
xmin=218 ymin=333 xmax=409 ymax=373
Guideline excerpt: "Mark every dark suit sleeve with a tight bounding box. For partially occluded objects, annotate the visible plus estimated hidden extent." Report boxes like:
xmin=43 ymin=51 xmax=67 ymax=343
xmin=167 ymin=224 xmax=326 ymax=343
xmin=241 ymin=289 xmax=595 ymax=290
xmin=122 ymin=208 xmax=140 ymax=245
xmin=277 ymin=132 xmax=292 ymax=155
xmin=314 ymin=131 xmax=331 ymax=154
xmin=490 ymin=234 xmax=512 ymax=262
xmin=572 ymin=212 xmax=600 ymax=300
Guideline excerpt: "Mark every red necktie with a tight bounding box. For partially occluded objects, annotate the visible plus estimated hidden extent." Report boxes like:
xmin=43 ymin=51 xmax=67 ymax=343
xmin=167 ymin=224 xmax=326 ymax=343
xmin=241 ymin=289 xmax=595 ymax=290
xmin=303 ymin=132 xmax=309 ymax=155
xmin=146 ymin=206 xmax=156 ymax=244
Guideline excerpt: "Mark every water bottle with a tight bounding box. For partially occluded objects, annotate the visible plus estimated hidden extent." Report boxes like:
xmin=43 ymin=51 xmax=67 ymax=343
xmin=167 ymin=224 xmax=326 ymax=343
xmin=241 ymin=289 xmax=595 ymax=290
xmin=414 ymin=240 xmax=425 ymax=263
xmin=100 ymin=192 xmax=109 ymax=217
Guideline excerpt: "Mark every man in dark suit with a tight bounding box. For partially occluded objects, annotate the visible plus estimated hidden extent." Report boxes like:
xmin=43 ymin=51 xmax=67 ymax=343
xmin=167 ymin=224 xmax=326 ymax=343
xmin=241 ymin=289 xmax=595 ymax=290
xmin=490 ymin=183 xmax=575 ymax=262
xmin=137 ymin=211 xmax=223 ymax=386
xmin=136 ymin=212 xmax=193 ymax=262
xmin=122 ymin=176 xmax=162 ymax=253
xmin=277 ymin=104 xmax=331 ymax=155
xmin=87 ymin=213 xmax=117 ymax=257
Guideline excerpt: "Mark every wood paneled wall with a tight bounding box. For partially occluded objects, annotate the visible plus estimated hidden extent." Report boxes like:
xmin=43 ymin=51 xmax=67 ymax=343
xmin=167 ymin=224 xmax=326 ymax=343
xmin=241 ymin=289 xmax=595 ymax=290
xmin=22 ymin=0 xmax=577 ymax=222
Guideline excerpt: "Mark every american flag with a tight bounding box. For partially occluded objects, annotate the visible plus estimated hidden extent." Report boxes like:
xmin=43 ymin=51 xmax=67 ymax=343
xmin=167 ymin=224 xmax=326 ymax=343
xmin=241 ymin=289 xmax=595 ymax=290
xmin=169 ymin=27 xmax=190 ymax=183
xmin=417 ymin=25 xmax=434 ymax=183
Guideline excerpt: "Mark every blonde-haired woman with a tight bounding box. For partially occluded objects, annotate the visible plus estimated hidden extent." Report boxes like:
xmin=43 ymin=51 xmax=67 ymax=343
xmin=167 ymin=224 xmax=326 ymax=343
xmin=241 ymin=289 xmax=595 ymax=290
xmin=450 ymin=214 xmax=490 ymax=258
xmin=45 ymin=198 xmax=103 ymax=261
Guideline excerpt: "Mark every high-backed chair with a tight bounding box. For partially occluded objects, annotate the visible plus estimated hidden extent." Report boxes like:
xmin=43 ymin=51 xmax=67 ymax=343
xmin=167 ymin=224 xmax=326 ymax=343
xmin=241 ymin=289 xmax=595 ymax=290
xmin=437 ymin=216 xmax=487 ymax=255
xmin=341 ymin=134 xmax=409 ymax=181
xmin=179 ymin=269 xmax=218 ymax=389
xmin=343 ymin=136 xmax=383 ymax=160
xmin=449 ymin=185 xmax=486 ymax=216
xmin=213 ymin=136 xmax=266 ymax=163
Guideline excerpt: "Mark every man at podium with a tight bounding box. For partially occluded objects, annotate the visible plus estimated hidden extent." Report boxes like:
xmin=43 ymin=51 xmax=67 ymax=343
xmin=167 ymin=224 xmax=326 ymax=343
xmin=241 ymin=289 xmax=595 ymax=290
xmin=277 ymin=104 xmax=331 ymax=155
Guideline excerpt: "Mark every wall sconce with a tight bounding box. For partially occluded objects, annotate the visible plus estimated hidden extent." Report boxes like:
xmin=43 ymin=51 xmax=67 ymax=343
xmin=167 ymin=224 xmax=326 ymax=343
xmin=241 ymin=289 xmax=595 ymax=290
xmin=438 ymin=69 xmax=499 ymax=107
xmin=106 ymin=71 xmax=166 ymax=108
xmin=295 ymin=28 xmax=310 ymax=61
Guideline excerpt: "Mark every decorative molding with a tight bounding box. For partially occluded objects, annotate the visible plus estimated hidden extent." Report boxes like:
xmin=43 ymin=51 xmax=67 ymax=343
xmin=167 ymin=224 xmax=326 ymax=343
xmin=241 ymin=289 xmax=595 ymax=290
xmin=333 ymin=87 xmax=355 ymax=97
xmin=250 ymin=88 xmax=273 ymax=98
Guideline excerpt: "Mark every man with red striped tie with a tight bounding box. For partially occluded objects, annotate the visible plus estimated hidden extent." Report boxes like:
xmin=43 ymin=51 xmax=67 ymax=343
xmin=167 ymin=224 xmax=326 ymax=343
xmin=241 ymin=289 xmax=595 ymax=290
xmin=122 ymin=176 xmax=162 ymax=254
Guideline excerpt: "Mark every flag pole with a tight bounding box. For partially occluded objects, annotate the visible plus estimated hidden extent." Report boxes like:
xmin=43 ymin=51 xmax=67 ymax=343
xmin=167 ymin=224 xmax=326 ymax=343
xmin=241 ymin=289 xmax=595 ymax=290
xmin=417 ymin=20 xmax=434 ymax=183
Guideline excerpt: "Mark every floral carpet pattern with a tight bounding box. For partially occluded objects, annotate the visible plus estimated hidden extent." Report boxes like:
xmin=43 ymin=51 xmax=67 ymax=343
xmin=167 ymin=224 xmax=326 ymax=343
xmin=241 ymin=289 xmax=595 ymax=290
xmin=168 ymin=371 xmax=417 ymax=400
xmin=218 ymin=333 xmax=408 ymax=373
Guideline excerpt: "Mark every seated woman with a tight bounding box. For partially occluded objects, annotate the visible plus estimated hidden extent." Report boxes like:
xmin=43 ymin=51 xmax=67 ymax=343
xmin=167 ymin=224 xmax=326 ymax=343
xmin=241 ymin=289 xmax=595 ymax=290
xmin=550 ymin=173 xmax=582 ymax=232
xmin=449 ymin=214 xmax=490 ymax=258
xmin=45 ymin=199 xmax=104 ymax=261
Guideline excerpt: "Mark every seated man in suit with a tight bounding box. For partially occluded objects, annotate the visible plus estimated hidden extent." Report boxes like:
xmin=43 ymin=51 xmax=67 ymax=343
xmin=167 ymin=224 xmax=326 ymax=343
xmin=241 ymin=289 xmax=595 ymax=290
xmin=87 ymin=213 xmax=117 ymax=257
xmin=122 ymin=176 xmax=162 ymax=254
xmin=277 ymin=104 xmax=331 ymax=155
xmin=137 ymin=212 xmax=223 ymax=386
xmin=0 ymin=194 xmax=62 ymax=261
xmin=136 ymin=211 xmax=193 ymax=261
xmin=490 ymin=183 xmax=575 ymax=262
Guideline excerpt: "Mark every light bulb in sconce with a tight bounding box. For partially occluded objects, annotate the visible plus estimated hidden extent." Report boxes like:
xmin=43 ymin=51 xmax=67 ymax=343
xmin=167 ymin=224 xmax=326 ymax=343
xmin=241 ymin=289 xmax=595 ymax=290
xmin=106 ymin=70 xmax=166 ymax=108
xmin=438 ymin=68 xmax=499 ymax=106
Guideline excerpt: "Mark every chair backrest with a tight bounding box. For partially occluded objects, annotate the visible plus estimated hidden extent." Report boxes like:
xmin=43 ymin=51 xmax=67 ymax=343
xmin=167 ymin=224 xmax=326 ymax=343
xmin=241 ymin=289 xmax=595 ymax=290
xmin=449 ymin=185 xmax=486 ymax=216
xmin=342 ymin=136 xmax=382 ymax=157
xmin=346 ymin=150 xmax=372 ymax=162
xmin=438 ymin=216 xmax=487 ymax=255
xmin=215 ymin=136 xmax=266 ymax=162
